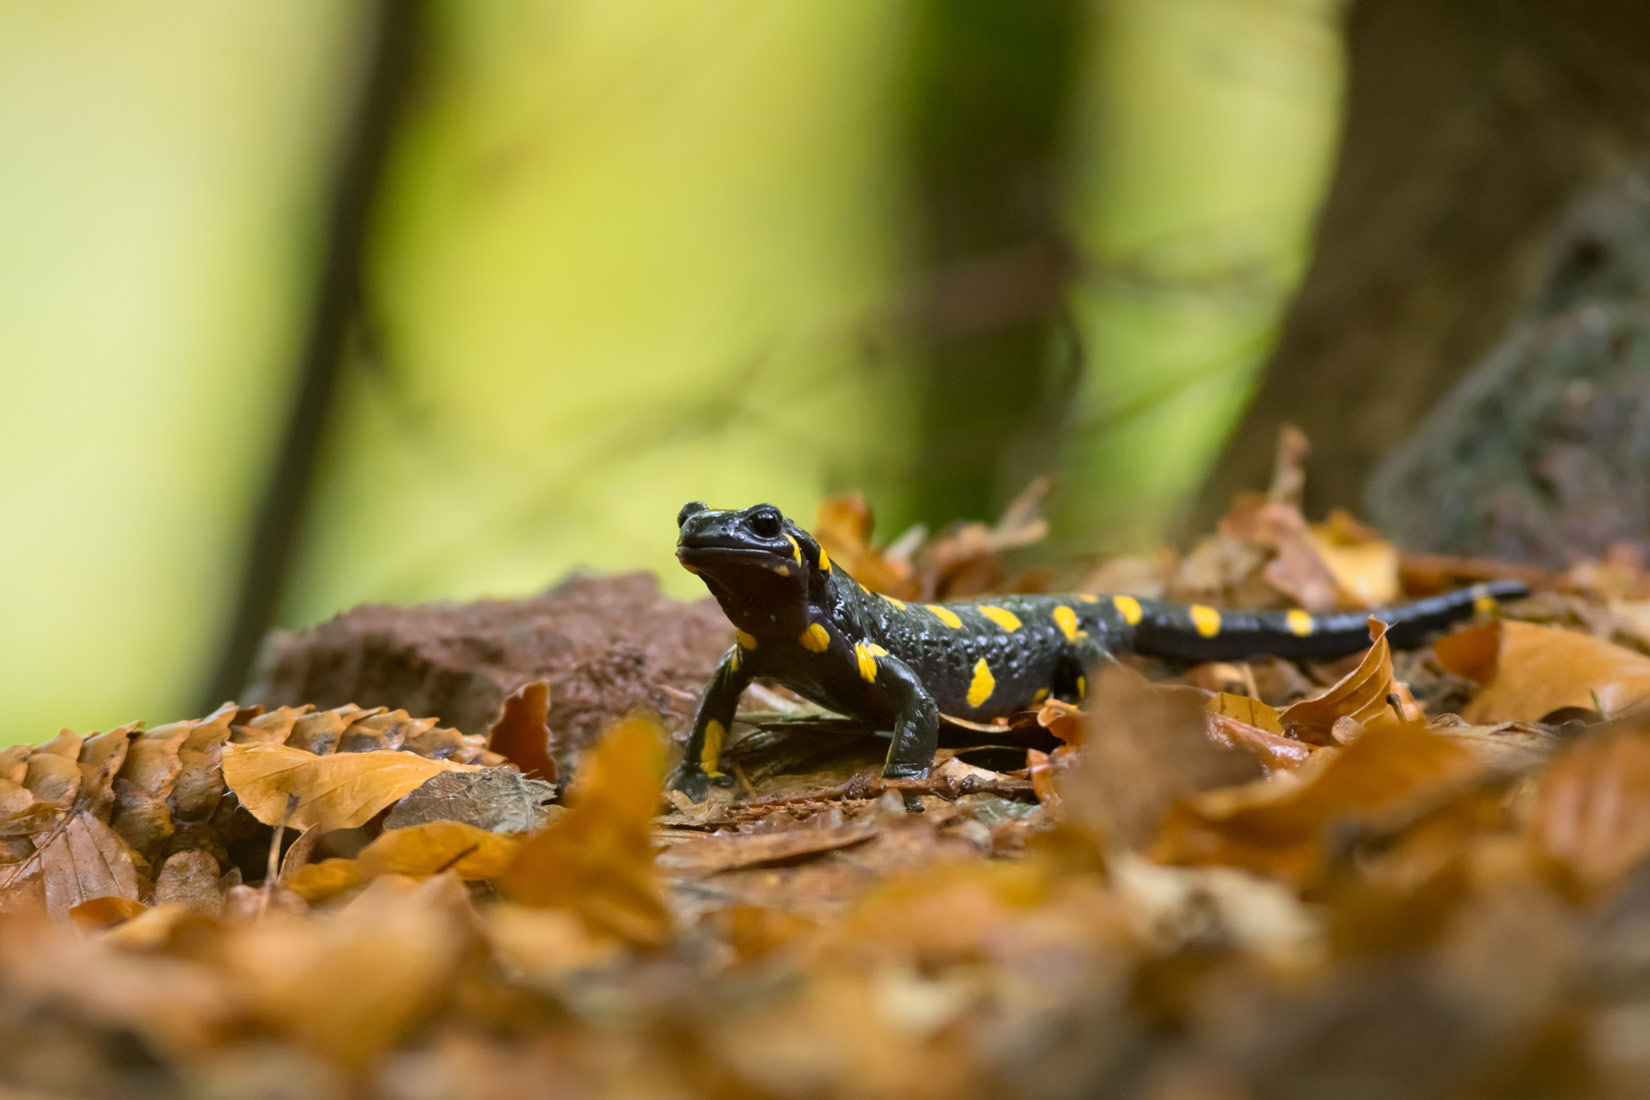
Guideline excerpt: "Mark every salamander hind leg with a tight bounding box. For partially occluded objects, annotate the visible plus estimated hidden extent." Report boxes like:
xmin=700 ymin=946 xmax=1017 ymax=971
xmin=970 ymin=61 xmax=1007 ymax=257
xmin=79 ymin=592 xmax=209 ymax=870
xmin=864 ymin=651 xmax=940 ymax=811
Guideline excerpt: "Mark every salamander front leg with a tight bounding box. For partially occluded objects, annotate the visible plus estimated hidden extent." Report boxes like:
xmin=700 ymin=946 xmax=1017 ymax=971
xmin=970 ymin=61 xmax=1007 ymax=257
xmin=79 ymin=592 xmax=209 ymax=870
xmin=670 ymin=647 xmax=750 ymax=801
xmin=871 ymin=654 xmax=940 ymax=810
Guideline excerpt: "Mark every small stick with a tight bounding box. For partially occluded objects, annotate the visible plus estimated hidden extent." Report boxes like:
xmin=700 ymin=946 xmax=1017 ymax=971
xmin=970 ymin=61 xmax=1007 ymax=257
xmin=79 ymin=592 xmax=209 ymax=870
xmin=262 ymin=793 xmax=300 ymax=916
xmin=732 ymin=773 xmax=1034 ymax=815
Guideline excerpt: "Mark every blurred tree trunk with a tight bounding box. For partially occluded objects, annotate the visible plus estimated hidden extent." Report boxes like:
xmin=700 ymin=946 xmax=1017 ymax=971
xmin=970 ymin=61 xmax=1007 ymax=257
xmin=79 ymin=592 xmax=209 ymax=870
xmin=1191 ymin=0 xmax=1650 ymax=530
xmin=887 ymin=0 xmax=1085 ymax=530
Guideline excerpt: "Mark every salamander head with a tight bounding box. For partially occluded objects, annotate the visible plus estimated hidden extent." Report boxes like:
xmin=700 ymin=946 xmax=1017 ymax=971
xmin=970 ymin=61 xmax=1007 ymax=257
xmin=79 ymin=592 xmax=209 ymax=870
xmin=676 ymin=502 xmax=829 ymax=635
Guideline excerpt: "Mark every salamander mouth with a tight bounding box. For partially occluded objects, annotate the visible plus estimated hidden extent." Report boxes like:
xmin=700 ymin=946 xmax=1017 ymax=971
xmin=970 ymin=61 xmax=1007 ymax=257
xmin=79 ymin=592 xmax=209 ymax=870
xmin=675 ymin=542 xmax=792 ymax=573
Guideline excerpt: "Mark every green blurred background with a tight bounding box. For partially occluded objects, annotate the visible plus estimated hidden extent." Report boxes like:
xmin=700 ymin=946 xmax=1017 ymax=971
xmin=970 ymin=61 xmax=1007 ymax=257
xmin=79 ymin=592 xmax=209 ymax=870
xmin=0 ymin=0 xmax=1343 ymax=739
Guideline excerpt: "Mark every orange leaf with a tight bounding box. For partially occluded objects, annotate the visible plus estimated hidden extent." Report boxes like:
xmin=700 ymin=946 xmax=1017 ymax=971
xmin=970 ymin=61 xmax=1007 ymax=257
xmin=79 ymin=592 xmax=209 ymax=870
xmin=498 ymin=716 xmax=672 ymax=948
xmin=813 ymin=493 xmax=915 ymax=597
xmin=222 ymin=744 xmax=479 ymax=834
xmin=1279 ymin=619 xmax=1410 ymax=741
xmin=1207 ymin=692 xmax=1283 ymax=734
xmin=1526 ymin=723 xmax=1650 ymax=900
xmin=1307 ymin=510 xmax=1400 ymax=606
xmin=486 ymin=681 xmax=558 ymax=782
xmin=1153 ymin=720 xmax=1482 ymax=884
xmin=286 ymin=820 xmax=524 ymax=904
xmin=1204 ymin=713 xmax=1315 ymax=771
xmin=1438 ymin=620 xmax=1650 ymax=723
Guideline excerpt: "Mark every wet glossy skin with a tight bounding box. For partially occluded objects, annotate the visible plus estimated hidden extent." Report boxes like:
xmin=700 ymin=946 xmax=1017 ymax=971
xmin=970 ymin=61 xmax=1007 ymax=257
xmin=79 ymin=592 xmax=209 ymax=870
xmin=670 ymin=501 xmax=1528 ymax=799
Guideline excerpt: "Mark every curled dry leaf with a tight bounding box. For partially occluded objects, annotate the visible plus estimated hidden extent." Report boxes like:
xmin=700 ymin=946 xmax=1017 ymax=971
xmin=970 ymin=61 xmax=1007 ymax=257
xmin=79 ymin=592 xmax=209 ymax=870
xmin=1204 ymin=693 xmax=1315 ymax=772
xmin=497 ymin=716 xmax=672 ymax=948
xmin=1278 ymin=619 xmax=1418 ymax=742
xmin=486 ymin=681 xmax=558 ymax=782
xmin=221 ymin=743 xmax=479 ymax=834
xmin=1153 ymin=720 xmax=1484 ymax=884
xmin=1438 ymin=620 xmax=1650 ymax=723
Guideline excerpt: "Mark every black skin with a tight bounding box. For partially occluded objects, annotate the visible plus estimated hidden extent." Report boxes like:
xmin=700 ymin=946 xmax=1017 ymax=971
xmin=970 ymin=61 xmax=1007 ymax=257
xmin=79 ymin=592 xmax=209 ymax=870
xmin=670 ymin=501 xmax=1529 ymax=800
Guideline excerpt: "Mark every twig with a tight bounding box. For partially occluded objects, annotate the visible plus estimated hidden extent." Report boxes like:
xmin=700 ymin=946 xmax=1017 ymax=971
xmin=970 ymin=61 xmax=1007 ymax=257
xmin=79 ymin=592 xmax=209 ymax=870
xmin=262 ymin=794 xmax=299 ymax=916
xmin=730 ymin=773 xmax=1034 ymax=817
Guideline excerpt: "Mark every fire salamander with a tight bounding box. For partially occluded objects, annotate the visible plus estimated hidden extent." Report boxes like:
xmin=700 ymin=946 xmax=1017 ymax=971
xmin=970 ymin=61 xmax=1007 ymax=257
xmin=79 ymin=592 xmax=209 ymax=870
xmin=670 ymin=501 xmax=1527 ymax=799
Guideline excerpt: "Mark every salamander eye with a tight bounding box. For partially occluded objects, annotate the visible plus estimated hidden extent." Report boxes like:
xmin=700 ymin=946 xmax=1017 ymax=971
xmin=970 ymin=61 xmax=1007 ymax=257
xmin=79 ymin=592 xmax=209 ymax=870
xmin=677 ymin=501 xmax=707 ymax=528
xmin=748 ymin=507 xmax=782 ymax=538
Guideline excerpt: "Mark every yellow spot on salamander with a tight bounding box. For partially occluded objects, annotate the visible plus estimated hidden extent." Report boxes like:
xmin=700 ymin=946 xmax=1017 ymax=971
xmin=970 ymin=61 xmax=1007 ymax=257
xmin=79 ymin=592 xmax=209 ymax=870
xmin=1189 ymin=605 xmax=1222 ymax=637
xmin=799 ymin=623 xmax=831 ymax=652
xmin=967 ymin=658 xmax=995 ymax=708
xmin=1075 ymin=675 xmax=1086 ymax=700
xmin=926 ymin=605 xmax=963 ymax=629
xmin=1052 ymin=605 xmax=1083 ymax=643
xmin=736 ymin=630 xmax=757 ymax=650
xmin=681 ymin=563 xmax=701 ymax=574
xmin=978 ymin=605 xmax=1022 ymax=631
xmin=1286 ymin=609 xmax=1315 ymax=637
xmin=1113 ymin=595 xmax=1143 ymax=625
xmin=1076 ymin=593 xmax=1100 ymax=603
xmin=700 ymin=719 xmax=726 ymax=776
xmin=1033 ymin=687 xmax=1050 ymax=705
xmin=1472 ymin=584 xmax=1496 ymax=614
xmin=729 ymin=646 xmax=741 ymax=672
xmin=881 ymin=593 xmax=907 ymax=610
xmin=818 ymin=545 xmax=831 ymax=572
xmin=854 ymin=642 xmax=887 ymax=683
xmin=786 ymin=535 xmax=803 ymax=566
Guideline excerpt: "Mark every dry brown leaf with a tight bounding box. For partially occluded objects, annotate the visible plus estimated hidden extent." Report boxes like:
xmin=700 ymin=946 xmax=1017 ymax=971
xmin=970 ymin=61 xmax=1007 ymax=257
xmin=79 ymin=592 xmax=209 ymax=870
xmin=497 ymin=716 xmax=672 ymax=947
xmin=814 ymin=493 xmax=917 ymax=598
xmin=914 ymin=478 xmax=1051 ymax=599
xmin=285 ymin=820 xmax=523 ymax=904
xmin=482 ymin=904 xmax=627 ymax=985
xmin=222 ymin=743 xmax=479 ymax=834
xmin=486 ymin=681 xmax=559 ymax=782
xmin=154 ymin=849 xmax=229 ymax=914
xmin=0 ymin=812 xmax=147 ymax=920
xmin=1428 ymin=719 xmax=1567 ymax=773
xmin=68 ymin=895 xmax=148 ymax=931
xmin=220 ymin=874 xmax=472 ymax=1067
xmin=1526 ymin=722 xmax=1650 ymax=900
xmin=659 ymin=823 xmax=878 ymax=877
xmin=1220 ymin=495 xmax=1341 ymax=610
xmin=1153 ymin=720 xmax=1484 ymax=884
xmin=1059 ymin=668 xmax=1261 ymax=849
xmin=1308 ymin=510 xmax=1400 ymax=606
xmin=1438 ymin=619 xmax=1650 ymax=723
xmin=1208 ymin=692 xmax=1283 ymax=734
xmin=1205 ymin=714 xmax=1315 ymax=771
xmin=1279 ymin=619 xmax=1415 ymax=741
xmin=363 ymin=820 xmax=523 ymax=878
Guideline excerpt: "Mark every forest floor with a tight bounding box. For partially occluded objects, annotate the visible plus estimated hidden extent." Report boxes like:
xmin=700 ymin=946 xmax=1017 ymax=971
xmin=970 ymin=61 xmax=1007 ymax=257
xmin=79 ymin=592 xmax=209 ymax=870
xmin=5 ymin=461 xmax=1650 ymax=1100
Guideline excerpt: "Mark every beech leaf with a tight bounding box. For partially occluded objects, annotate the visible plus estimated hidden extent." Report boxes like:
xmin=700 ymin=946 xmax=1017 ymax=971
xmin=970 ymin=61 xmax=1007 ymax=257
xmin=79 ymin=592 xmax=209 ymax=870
xmin=222 ymin=743 xmax=479 ymax=834
xmin=498 ymin=716 xmax=672 ymax=947
xmin=1438 ymin=619 xmax=1650 ymax=722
